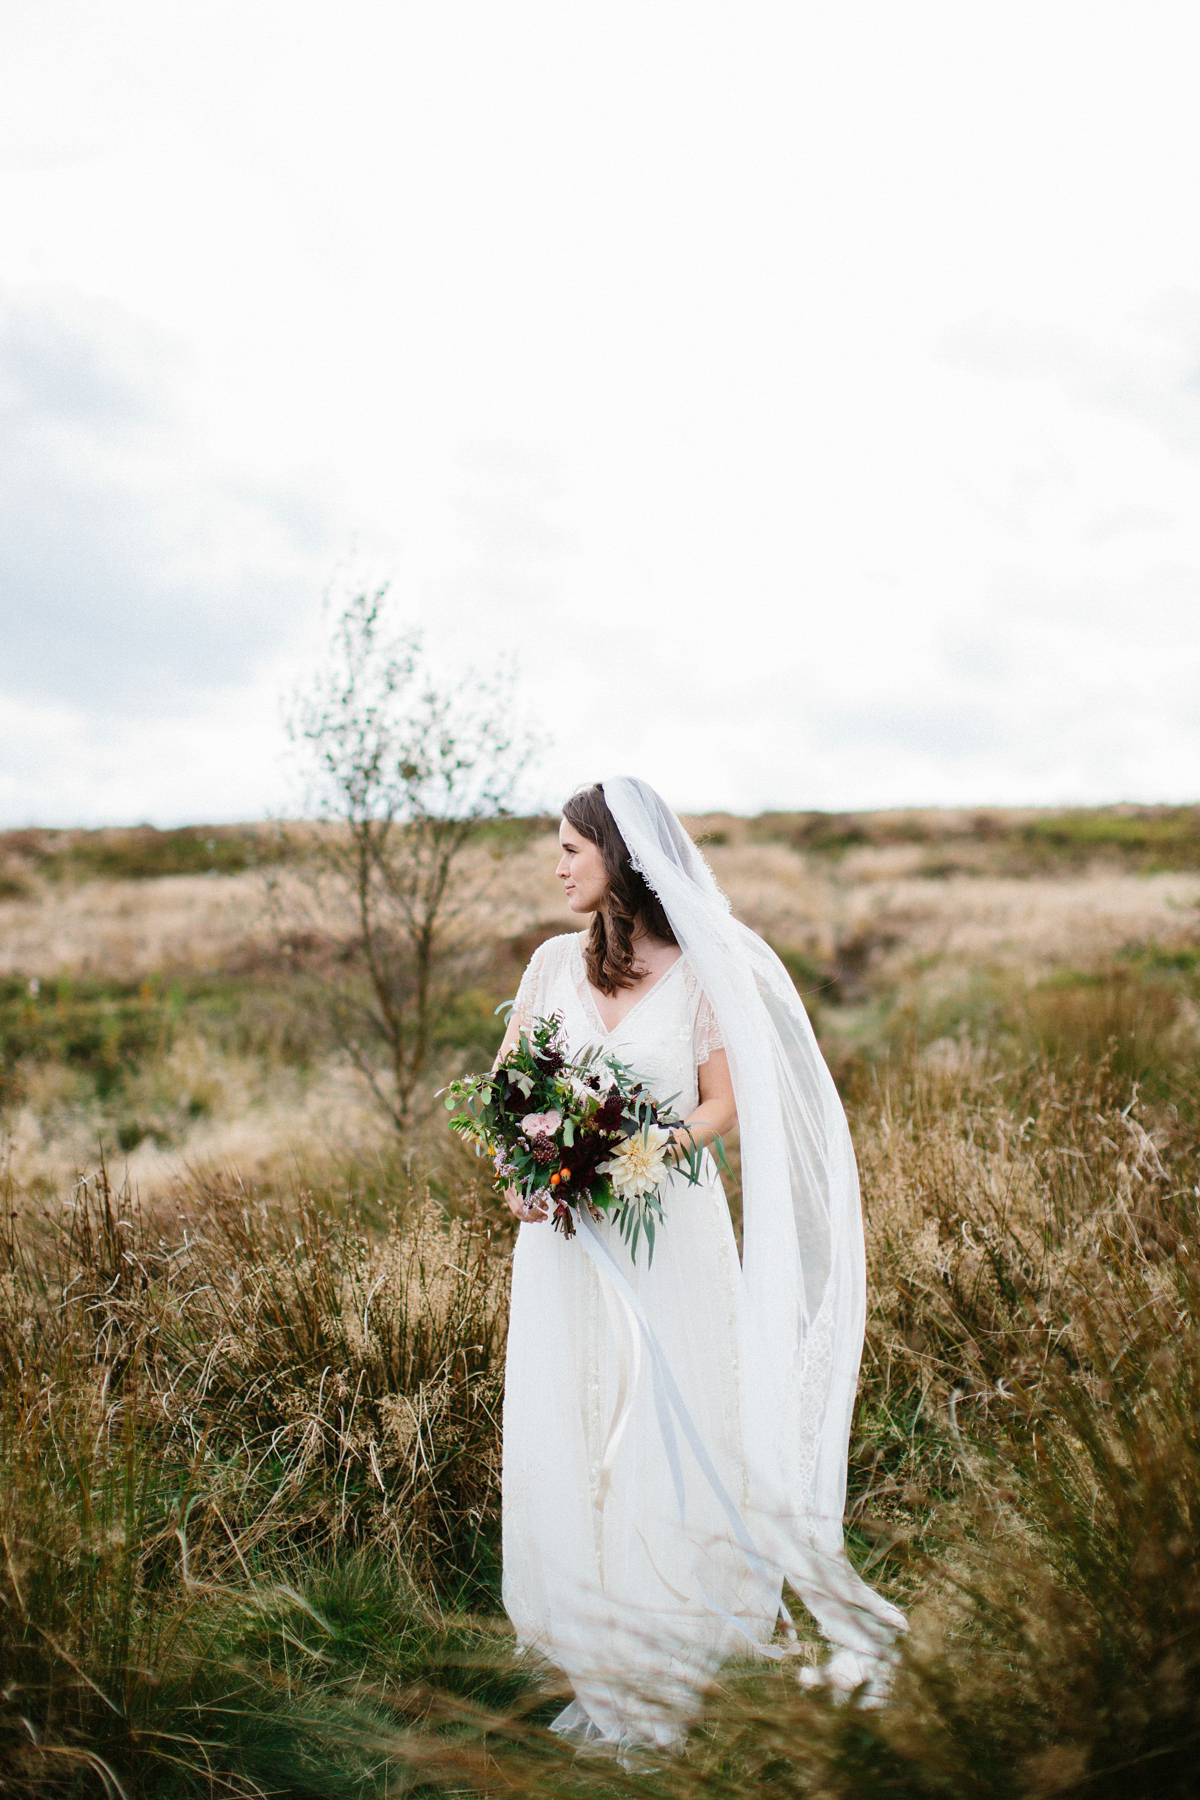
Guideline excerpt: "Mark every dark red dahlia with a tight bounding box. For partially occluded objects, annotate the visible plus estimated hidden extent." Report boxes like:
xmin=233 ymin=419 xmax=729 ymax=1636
xmin=593 ymin=1096 xmax=625 ymax=1133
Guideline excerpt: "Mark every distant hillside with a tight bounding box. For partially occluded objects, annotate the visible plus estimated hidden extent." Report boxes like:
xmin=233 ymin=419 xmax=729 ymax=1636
xmin=694 ymin=803 xmax=1200 ymax=876
xmin=1 ymin=802 xmax=1199 ymax=897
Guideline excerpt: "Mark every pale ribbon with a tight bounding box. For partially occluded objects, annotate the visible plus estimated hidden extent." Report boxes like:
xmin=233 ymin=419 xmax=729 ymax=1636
xmin=574 ymin=1205 xmax=799 ymax=1659
xmin=594 ymin=1261 xmax=643 ymax=1510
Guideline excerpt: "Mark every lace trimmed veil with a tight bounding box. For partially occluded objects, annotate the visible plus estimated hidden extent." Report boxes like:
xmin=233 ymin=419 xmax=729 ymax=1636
xmin=602 ymin=776 xmax=904 ymax=1685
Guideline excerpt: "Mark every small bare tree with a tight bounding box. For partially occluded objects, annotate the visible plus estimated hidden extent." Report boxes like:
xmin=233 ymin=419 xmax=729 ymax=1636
xmin=283 ymin=586 xmax=535 ymax=1131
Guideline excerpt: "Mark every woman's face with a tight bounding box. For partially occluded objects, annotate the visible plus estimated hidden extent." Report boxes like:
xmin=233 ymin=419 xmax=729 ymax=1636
xmin=556 ymin=818 xmax=609 ymax=914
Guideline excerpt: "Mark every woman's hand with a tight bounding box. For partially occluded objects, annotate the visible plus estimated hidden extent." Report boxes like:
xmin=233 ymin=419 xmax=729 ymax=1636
xmin=671 ymin=1050 xmax=737 ymax=1158
xmin=505 ymin=1185 xmax=549 ymax=1223
xmin=669 ymin=1123 xmax=699 ymax=1166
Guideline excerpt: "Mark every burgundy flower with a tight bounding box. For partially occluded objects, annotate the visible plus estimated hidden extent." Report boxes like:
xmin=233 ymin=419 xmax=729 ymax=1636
xmin=594 ymin=1097 xmax=626 ymax=1133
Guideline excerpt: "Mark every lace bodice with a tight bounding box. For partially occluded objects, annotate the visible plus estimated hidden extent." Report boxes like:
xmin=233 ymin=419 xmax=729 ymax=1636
xmin=513 ymin=932 xmax=723 ymax=1115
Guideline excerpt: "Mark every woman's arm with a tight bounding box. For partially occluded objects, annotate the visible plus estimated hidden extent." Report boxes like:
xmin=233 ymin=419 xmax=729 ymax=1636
xmin=673 ymin=1047 xmax=736 ymax=1153
xmin=494 ymin=937 xmax=547 ymax=1069
xmin=492 ymin=1010 xmax=547 ymax=1219
xmin=493 ymin=1013 xmax=521 ymax=1070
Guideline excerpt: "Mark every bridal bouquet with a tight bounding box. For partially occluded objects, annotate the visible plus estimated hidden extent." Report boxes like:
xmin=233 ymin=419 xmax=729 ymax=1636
xmin=444 ymin=1012 xmax=711 ymax=1264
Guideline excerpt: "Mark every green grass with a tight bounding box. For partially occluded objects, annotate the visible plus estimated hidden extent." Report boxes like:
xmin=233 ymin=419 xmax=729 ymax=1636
xmin=0 ymin=969 xmax=355 ymax=1125
xmin=0 ymin=1159 xmax=526 ymax=1795
xmin=0 ymin=818 xmax=561 ymax=895
xmin=1016 ymin=805 xmax=1200 ymax=869
xmin=4 ymin=1024 xmax=1199 ymax=1794
xmin=0 ymin=823 xmax=291 ymax=885
xmin=4 ymin=807 xmax=1199 ymax=899
xmin=744 ymin=803 xmax=1200 ymax=873
xmin=3 ymin=819 xmax=1200 ymax=1793
xmin=0 ymin=975 xmax=181 ymax=1104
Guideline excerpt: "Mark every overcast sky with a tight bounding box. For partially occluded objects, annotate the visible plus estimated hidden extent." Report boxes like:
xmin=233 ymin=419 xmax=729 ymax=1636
xmin=1 ymin=1 xmax=1199 ymax=824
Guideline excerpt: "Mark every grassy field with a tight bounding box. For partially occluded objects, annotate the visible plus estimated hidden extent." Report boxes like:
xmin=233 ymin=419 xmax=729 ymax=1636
xmin=1 ymin=805 xmax=1199 ymax=1796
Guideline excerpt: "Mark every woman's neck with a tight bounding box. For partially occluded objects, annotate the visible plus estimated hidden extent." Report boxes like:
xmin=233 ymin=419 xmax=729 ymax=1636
xmin=602 ymin=909 xmax=657 ymax=952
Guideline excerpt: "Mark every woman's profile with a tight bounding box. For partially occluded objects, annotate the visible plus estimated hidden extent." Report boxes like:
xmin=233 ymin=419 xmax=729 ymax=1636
xmin=495 ymin=777 xmax=903 ymax=1751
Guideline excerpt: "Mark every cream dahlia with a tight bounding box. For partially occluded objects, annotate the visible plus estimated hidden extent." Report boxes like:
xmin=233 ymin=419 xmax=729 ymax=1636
xmin=598 ymin=1126 xmax=674 ymax=1202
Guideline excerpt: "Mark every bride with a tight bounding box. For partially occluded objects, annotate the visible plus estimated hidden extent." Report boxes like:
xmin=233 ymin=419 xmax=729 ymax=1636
xmin=495 ymin=778 xmax=903 ymax=1750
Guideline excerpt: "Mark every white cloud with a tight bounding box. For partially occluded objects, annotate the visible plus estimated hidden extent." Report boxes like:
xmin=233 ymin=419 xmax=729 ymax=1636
xmin=946 ymin=300 xmax=1200 ymax=459
xmin=0 ymin=2 xmax=1199 ymax=820
xmin=0 ymin=290 xmax=334 ymax=821
xmin=0 ymin=294 xmax=330 ymax=712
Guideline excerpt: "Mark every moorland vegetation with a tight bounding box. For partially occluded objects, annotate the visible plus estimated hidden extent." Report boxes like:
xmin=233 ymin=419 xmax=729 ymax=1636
xmin=1 ymin=802 xmax=1199 ymax=1796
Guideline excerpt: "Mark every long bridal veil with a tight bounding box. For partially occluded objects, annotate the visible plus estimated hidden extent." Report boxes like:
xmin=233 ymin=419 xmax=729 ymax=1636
xmin=602 ymin=776 xmax=905 ymax=1687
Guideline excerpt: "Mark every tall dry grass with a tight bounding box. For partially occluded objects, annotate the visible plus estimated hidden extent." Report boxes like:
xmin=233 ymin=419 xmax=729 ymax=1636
xmin=0 ymin=1161 xmax=527 ymax=1794
xmin=3 ymin=1041 xmax=1198 ymax=1795
xmin=418 ymin=1052 xmax=1200 ymax=1800
xmin=2 ymin=815 xmax=1200 ymax=1792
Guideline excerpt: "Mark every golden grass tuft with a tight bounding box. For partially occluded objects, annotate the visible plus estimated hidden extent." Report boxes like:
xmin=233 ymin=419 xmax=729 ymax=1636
xmin=2 ymin=810 xmax=1200 ymax=1792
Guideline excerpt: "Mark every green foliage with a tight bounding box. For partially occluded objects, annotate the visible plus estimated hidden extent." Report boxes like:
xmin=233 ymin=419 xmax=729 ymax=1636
xmin=0 ymin=972 xmax=335 ymax=1124
xmin=0 ymin=823 xmax=288 ymax=885
xmin=1017 ymin=804 xmax=1200 ymax=869
xmin=4 ymin=800 xmax=1200 ymax=1791
xmin=283 ymin=586 xmax=536 ymax=1132
xmin=749 ymin=810 xmax=877 ymax=854
xmin=427 ymin=980 xmax=513 ymax=1069
xmin=448 ymin=1013 xmax=719 ymax=1265
xmin=3 ymin=805 xmax=1198 ymax=910
xmin=0 ymin=975 xmax=176 ymax=1103
xmin=825 ymin=946 xmax=1200 ymax=1118
xmin=1020 ymin=966 xmax=1189 ymax=1094
xmin=0 ymin=1163 xmax=526 ymax=1796
xmin=422 ymin=1059 xmax=1200 ymax=1800
xmin=770 ymin=943 xmax=844 ymax=1028
xmin=744 ymin=803 xmax=1200 ymax=873
xmin=3 ymin=1041 xmax=1200 ymax=1793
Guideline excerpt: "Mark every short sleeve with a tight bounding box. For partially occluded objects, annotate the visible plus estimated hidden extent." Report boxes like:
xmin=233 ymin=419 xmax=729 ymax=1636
xmin=512 ymin=939 xmax=550 ymax=1029
xmin=694 ymin=990 xmax=724 ymax=1065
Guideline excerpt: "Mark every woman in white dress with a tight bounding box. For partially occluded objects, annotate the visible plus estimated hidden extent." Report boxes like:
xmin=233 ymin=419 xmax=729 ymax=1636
xmin=496 ymin=779 xmax=903 ymax=1751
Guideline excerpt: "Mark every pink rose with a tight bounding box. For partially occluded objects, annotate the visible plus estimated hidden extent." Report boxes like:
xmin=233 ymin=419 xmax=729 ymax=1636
xmin=520 ymin=1109 xmax=562 ymax=1138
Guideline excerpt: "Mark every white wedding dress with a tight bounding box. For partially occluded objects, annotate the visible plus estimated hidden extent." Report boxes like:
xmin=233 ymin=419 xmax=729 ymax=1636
xmin=503 ymin=932 xmax=777 ymax=1748
xmin=501 ymin=779 xmax=904 ymax=1752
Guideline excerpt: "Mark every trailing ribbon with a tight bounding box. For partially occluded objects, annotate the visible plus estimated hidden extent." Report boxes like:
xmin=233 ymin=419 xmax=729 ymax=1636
xmin=594 ymin=1261 xmax=643 ymax=1512
xmin=574 ymin=1205 xmax=799 ymax=1659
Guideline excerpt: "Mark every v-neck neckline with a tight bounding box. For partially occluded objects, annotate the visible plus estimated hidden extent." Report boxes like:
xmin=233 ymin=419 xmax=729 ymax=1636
xmin=574 ymin=938 xmax=685 ymax=1037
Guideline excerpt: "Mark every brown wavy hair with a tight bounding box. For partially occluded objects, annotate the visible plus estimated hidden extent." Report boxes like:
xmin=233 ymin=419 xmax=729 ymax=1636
xmin=561 ymin=784 xmax=678 ymax=995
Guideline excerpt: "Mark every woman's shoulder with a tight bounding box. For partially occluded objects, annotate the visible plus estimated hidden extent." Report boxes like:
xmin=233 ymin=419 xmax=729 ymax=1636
xmin=523 ymin=931 xmax=584 ymax=975
xmin=675 ymin=950 xmax=701 ymax=997
xmin=514 ymin=932 xmax=580 ymax=1020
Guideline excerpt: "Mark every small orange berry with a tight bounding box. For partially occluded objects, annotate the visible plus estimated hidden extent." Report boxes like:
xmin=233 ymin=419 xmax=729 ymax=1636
xmin=558 ymin=1167 xmax=571 ymax=1183
xmin=549 ymin=1172 xmax=561 ymax=1186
